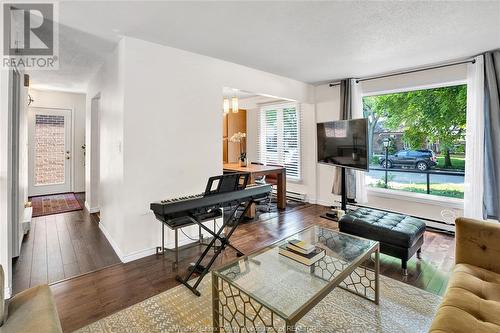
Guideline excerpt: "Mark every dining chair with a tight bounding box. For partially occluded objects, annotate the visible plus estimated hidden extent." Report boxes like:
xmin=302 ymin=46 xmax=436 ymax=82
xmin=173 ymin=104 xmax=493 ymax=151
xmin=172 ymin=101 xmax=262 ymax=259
xmin=250 ymin=162 xmax=266 ymax=184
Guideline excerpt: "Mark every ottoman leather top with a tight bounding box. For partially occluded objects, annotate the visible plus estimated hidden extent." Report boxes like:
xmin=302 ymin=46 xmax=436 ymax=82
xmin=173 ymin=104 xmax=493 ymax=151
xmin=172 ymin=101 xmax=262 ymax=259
xmin=339 ymin=208 xmax=426 ymax=248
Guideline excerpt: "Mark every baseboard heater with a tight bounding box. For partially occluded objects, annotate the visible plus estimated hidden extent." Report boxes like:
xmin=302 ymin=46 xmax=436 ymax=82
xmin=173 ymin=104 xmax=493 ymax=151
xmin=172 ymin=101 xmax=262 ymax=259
xmin=272 ymin=188 xmax=306 ymax=202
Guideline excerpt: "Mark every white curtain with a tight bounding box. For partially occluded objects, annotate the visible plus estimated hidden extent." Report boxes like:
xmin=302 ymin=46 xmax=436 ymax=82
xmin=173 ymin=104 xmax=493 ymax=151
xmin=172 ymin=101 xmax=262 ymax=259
xmin=464 ymin=55 xmax=485 ymax=219
xmin=351 ymin=79 xmax=368 ymax=204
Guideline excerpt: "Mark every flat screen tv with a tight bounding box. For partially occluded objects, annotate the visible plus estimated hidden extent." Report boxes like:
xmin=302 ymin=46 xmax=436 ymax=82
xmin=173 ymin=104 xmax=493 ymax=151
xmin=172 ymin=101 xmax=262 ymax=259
xmin=317 ymin=118 xmax=368 ymax=171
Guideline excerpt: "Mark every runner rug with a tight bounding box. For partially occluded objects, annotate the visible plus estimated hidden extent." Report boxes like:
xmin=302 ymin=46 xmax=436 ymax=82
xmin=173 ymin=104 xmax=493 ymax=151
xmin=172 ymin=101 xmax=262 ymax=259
xmin=31 ymin=193 xmax=83 ymax=217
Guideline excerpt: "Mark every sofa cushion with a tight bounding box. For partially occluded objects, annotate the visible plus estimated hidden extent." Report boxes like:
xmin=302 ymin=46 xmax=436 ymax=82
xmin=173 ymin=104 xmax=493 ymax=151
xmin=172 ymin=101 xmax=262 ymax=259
xmin=339 ymin=208 xmax=426 ymax=248
xmin=455 ymin=217 xmax=500 ymax=275
xmin=3 ymin=284 xmax=62 ymax=333
xmin=429 ymin=263 xmax=500 ymax=332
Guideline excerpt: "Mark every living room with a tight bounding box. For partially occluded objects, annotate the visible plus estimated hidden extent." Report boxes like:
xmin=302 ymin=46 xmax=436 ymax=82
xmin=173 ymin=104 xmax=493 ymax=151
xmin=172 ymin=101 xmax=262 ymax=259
xmin=1 ymin=1 xmax=499 ymax=333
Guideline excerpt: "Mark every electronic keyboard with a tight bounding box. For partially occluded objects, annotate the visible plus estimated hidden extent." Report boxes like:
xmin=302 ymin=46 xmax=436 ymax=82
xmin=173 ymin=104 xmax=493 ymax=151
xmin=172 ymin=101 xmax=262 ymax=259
xmin=150 ymin=184 xmax=272 ymax=224
xmin=149 ymin=173 xmax=272 ymax=296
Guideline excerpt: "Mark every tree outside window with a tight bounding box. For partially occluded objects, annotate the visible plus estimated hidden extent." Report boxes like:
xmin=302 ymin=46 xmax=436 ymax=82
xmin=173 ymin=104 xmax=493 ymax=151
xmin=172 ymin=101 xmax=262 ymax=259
xmin=363 ymin=85 xmax=466 ymax=199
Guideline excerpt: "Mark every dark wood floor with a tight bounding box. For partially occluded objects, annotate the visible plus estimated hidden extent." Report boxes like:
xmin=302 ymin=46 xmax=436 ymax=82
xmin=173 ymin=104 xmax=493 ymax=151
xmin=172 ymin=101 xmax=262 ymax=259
xmin=49 ymin=204 xmax=455 ymax=332
xmin=12 ymin=198 xmax=121 ymax=295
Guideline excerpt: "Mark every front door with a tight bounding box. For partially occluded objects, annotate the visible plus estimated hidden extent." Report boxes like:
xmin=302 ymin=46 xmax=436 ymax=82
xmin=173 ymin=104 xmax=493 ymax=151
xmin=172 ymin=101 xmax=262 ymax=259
xmin=28 ymin=107 xmax=72 ymax=196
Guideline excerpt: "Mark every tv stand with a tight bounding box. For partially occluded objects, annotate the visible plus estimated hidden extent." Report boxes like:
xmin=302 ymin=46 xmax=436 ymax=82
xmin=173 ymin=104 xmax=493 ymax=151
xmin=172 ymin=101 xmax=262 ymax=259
xmin=340 ymin=167 xmax=347 ymax=211
xmin=320 ymin=167 xmax=350 ymax=222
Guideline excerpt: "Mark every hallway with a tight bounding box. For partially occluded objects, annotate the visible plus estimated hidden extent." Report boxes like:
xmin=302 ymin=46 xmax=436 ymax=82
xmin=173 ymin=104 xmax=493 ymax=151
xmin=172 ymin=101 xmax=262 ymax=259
xmin=12 ymin=202 xmax=120 ymax=295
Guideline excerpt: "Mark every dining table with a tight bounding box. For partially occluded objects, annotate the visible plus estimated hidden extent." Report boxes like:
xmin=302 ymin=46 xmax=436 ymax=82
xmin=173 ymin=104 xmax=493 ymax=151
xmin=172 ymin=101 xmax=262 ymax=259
xmin=223 ymin=163 xmax=286 ymax=217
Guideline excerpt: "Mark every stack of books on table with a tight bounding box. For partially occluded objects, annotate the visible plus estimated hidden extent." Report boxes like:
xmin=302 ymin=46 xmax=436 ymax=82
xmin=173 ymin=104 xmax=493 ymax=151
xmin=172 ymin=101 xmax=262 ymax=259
xmin=278 ymin=239 xmax=326 ymax=266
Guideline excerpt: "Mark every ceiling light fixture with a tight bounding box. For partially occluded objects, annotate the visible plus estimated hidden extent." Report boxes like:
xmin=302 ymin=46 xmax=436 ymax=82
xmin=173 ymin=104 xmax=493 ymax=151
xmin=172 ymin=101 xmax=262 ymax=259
xmin=223 ymin=98 xmax=230 ymax=114
xmin=232 ymin=96 xmax=238 ymax=113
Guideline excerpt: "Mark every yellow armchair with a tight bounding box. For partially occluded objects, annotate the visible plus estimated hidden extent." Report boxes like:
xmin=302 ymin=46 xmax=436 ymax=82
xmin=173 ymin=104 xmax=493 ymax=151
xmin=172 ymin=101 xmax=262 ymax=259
xmin=455 ymin=217 xmax=500 ymax=274
xmin=429 ymin=218 xmax=500 ymax=333
xmin=0 ymin=265 xmax=62 ymax=333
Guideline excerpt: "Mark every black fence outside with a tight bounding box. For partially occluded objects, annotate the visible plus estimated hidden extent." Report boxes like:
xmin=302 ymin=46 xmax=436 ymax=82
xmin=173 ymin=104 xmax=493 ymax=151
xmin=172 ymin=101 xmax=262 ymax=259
xmin=369 ymin=166 xmax=465 ymax=195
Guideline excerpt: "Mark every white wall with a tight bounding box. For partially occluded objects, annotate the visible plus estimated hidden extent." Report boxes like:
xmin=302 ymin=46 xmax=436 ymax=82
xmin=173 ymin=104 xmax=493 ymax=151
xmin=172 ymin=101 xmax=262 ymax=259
xmin=0 ymin=69 xmax=13 ymax=298
xmin=88 ymin=96 xmax=100 ymax=213
xmin=18 ymin=74 xmax=28 ymax=252
xmin=86 ymin=40 xmax=126 ymax=255
xmin=0 ymin=68 xmax=29 ymax=298
xmin=314 ymin=83 xmax=342 ymax=206
xmin=245 ymin=110 xmax=259 ymax=164
xmin=86 ymin=36 xmax=314 ymax=261
xmin=29 ymin=89 xmax=87 ymax=193
xmin=313 ymin=64 xmax=467 ymax=221
xmin=362 ymin=64 xmax=468 ymax=96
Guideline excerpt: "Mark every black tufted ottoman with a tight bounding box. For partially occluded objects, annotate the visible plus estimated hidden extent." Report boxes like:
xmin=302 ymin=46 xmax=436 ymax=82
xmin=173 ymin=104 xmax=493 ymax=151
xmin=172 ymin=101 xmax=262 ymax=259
xmin=339 ymin=207 xmax=426 ymax=275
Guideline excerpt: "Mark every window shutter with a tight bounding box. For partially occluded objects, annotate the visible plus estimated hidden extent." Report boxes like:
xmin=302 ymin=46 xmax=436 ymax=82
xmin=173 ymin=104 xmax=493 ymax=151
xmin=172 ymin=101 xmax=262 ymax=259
xmin=258 ymin=103 xmax=301 ymax=180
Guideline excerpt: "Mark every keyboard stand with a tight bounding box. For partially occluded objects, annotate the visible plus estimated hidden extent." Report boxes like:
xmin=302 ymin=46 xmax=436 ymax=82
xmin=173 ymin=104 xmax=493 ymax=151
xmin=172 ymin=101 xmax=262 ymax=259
xmin=156 ymin=210 xmax=222 ymax=267
xmin=175 ymin=199 xmax=251 ymax=296
xmin=155 ymin=225 xmax=194 ymax=268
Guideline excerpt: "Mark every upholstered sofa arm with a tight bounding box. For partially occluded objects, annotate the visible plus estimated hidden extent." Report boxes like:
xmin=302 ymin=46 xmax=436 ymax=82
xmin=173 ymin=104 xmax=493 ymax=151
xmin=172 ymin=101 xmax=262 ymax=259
xmin=455 ymin=217 xmax=500 ymax=274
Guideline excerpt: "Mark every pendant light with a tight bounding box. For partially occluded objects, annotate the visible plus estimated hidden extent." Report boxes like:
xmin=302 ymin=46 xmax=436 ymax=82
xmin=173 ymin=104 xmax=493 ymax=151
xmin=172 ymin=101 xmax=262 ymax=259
xmin=232 ymin=96 xmax=239 ymax=113
xmin=223 ymin=98 xmax=230 ymax=114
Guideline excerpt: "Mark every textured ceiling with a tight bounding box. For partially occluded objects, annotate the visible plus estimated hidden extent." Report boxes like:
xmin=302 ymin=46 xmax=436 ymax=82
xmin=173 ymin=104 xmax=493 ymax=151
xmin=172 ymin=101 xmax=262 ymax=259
xmin=28 ymin=1 xmax=500 ymax=92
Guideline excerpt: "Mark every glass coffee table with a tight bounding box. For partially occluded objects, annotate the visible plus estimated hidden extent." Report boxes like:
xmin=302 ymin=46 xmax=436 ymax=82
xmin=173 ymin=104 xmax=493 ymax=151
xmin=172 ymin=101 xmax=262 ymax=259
xmin=212 ymin=226 xmax=379 ymax=332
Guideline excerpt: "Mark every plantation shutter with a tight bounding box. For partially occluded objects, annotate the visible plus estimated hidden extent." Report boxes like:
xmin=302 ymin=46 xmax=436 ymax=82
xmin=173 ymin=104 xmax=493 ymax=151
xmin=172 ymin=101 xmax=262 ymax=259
xmin=259 ymin=103 xmax=301 ymax=180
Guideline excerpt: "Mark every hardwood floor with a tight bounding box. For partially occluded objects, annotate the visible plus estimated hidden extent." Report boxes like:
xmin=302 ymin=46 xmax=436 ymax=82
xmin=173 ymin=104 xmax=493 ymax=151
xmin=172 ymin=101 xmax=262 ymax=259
xmin=49 ymin=204 xmax=455 ymax=332
xmin=12 ymin=205 xmax=121 ymax=295
xmin=75 ymin=192 xmax=86 ymax=210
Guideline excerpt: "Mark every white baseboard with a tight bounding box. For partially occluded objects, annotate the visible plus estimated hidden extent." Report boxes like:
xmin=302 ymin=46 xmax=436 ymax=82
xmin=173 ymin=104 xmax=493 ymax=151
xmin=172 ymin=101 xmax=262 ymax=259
xmin=98 ymin=222 xmax=124 ymax=261
xmin=84 ymin=201 xmax=100 ymax=213
xmin=119 ymin=247 xmax=156 ymax=263
xmin=4 ymin=286 xmax=12 ymax=299
xmin=426 ymin=220 xmax=455 ymax=232
xmin=119 ymin=237 xmax=197 ymax=263
xmin=98 ymin=222 xmax=201 ymax=263
xmin=312 ymin=199 xmax=334 ymax=207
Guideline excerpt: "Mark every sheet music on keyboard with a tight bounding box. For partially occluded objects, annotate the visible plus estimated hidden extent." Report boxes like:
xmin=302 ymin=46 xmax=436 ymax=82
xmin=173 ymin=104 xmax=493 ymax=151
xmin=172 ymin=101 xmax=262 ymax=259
xmin=160 ymin=172 xmax=253 ymax=204
xmin=149 ymin=172 xmax=272 ymax=296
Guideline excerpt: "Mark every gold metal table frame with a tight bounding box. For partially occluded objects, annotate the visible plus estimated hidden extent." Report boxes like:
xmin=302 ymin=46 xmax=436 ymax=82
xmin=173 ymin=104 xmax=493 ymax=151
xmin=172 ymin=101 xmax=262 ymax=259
xmin=212 ymin=226 xmax=380 ymax=333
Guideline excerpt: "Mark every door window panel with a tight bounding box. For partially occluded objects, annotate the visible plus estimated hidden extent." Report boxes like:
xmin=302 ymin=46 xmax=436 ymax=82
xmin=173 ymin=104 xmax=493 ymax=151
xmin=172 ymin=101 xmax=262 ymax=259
xmin=34 ymin=114 xmax=66 ymax=185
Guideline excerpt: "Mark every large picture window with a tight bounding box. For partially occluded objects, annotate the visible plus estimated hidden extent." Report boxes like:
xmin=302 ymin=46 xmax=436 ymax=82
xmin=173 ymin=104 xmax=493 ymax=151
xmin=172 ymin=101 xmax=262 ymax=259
xmin=363 ymin=84 xmax=466 ymax=199
xmin=259 ymin=104 xmax=301 ymax=180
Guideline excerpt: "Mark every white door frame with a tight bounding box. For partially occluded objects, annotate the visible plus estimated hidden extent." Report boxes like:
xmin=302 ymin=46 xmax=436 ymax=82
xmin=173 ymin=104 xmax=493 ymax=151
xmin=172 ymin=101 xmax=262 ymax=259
xmin=86 ymin=94 xmax=100 ymax=213
xmin=28 ymin=107 xmax=73 ymax=196
xmin=9 ymin=68 xmax=21 ymax=258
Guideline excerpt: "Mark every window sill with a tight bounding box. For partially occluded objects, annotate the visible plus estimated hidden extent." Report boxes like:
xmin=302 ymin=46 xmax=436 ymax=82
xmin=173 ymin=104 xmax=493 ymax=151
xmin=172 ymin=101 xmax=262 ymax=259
xmin=366 ymin=187 xmax=464 ymax=209
xmin=286 ymin=178 xmax=302 ymax=184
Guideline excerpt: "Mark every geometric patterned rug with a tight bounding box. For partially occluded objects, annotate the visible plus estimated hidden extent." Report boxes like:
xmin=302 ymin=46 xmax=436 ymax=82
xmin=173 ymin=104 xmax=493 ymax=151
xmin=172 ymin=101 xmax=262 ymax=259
xmin=75 ymin=274 xmax=441 ymax=333
xmin=30 ymin=192 xmax=82 ymax=217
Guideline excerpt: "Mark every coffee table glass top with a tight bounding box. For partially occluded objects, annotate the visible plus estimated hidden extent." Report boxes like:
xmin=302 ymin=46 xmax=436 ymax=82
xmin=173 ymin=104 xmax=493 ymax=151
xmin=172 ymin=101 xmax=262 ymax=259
xmin=213 ymin=226 xmax=378 ymax=319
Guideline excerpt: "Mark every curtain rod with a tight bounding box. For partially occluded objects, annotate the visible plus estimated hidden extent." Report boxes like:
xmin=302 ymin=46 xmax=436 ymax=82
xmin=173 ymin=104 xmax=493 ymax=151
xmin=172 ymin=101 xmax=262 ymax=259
xmin=328 ymin=58 xmax=475 ymax=87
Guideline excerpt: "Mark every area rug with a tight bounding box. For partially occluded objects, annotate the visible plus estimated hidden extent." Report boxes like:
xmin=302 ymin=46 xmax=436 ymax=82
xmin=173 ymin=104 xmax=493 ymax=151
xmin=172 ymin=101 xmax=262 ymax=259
xmin=30 ymin=193 xmax=82 ymax=217
xmin=75 ymin=274 xmax=441 ymax=333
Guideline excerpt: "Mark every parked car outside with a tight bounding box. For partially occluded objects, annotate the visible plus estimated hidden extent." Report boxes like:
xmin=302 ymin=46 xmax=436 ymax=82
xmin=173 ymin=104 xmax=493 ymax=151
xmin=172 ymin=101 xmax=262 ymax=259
xmin=379 ymin=149 xmax=437 ymax=171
